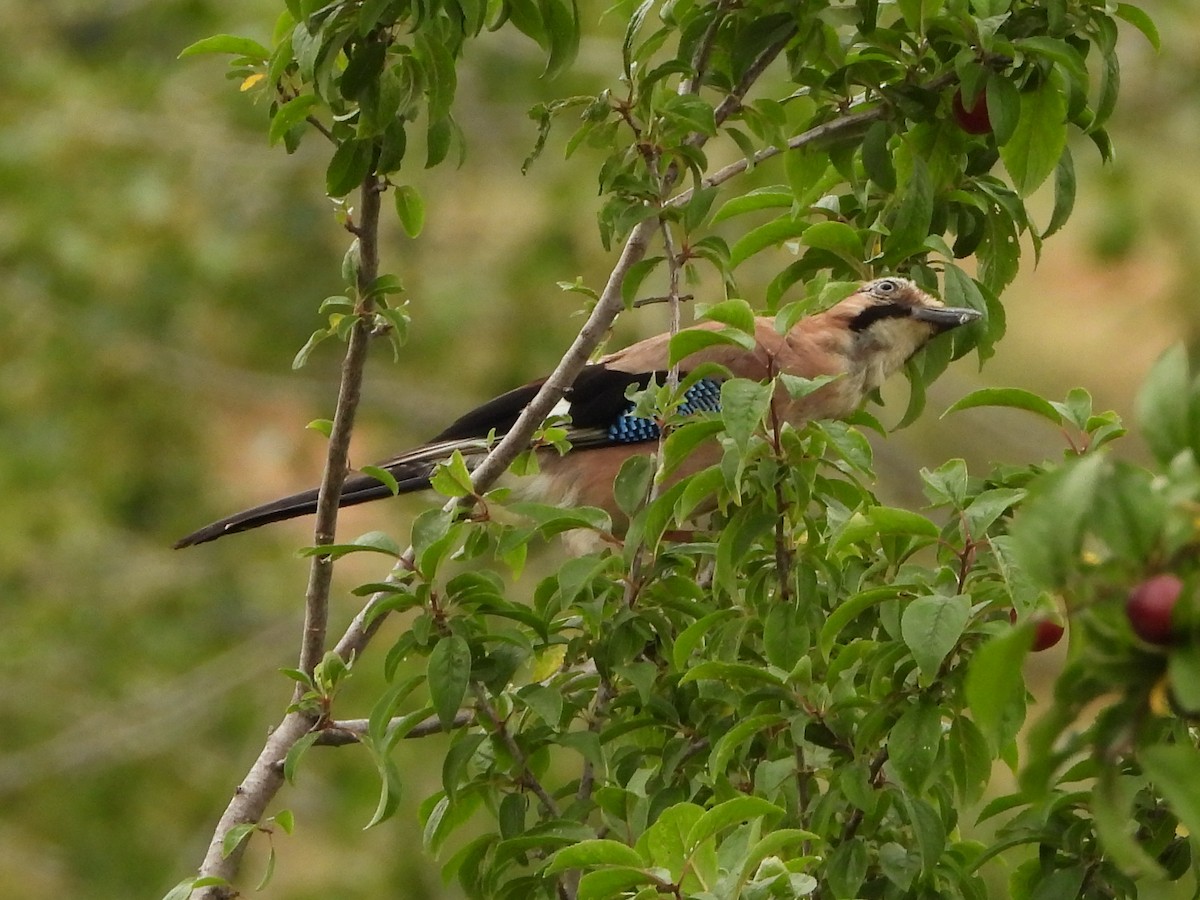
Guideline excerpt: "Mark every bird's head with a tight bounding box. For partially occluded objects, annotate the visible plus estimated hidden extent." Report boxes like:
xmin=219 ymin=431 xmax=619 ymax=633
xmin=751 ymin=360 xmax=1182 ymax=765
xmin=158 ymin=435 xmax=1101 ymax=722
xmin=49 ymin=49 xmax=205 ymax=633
xmin=809 ymin=277 xmax=982 ymax=391
xmin=829 ymin=276 xmax=980 ymax=361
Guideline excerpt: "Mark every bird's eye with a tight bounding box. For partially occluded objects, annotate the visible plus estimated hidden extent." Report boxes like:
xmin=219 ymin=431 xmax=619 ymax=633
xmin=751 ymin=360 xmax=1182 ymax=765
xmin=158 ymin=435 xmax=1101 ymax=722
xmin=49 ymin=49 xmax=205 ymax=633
xmin=876 ymin=279 xmax=896 ymax=293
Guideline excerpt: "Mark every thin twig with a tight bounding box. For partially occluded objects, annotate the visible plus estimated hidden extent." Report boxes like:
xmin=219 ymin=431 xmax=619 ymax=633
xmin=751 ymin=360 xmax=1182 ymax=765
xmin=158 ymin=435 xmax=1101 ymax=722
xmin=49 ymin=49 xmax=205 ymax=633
xmin=632 ymin=292 xmax=694 ymax=309
xmin=297 ymin=174 xmax=382 ymax=678
xmin=195 ymin=172 xmax=383 ymax=899
xmin=305 ymin=114 xmax=337 ymax=144
xmin=313 ymin=710 xmax=475 ymax=746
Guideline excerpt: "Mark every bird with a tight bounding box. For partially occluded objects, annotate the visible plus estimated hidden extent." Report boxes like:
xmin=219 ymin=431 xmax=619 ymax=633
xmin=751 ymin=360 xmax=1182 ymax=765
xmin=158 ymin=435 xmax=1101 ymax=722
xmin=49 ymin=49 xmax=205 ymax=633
xmin=174 ymin=277 xmax=981 ymax=548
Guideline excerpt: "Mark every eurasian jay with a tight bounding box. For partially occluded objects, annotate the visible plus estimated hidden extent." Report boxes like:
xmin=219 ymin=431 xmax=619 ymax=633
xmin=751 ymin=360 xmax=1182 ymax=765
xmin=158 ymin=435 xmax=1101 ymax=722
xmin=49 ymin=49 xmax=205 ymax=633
xmin=174 ymin=277 xmax=980 ymax=548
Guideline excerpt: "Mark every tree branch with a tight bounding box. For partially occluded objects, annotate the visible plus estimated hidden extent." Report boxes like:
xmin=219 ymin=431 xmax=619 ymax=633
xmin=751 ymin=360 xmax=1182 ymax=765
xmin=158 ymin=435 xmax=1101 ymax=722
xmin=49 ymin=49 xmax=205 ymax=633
xmin=195 ymin=172 xmax=383 ymax=900
xmin=314 ymin=710 xmax=474 ymax=746
xmin=670 ymin=70 xmax=960 ymax=210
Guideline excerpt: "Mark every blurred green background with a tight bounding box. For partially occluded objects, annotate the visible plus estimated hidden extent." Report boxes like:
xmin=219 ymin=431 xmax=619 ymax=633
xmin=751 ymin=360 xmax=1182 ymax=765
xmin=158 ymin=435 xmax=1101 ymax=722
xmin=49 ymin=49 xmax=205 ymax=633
xmin=2 ymin=1 xmax=1198 ymax=897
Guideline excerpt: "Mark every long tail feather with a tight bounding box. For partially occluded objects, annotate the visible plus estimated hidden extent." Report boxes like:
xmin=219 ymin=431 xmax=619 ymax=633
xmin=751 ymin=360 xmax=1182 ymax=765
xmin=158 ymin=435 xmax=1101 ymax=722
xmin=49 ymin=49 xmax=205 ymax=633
xmin=173 ymin=469 xmax=430 ymax=548
xmin=175 ymin=437 xmax=497 ymax=549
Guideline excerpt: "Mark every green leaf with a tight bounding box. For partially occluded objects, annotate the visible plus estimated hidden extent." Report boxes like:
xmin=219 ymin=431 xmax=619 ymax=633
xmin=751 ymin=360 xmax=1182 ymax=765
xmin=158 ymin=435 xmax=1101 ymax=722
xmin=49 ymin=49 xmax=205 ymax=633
xmin=985 ymin=76 xmax=1021 ymax=146
xmin=1169 ymin=642 xmax=1200 ymax=713
xmin=179 ymin=33 xmax=271 ymax=60
xmin=540 ymin=0 xmax=580 ymax=79
xmin=685 ymin=797 xmax=783 ymax=853
xmin=1010 ymin=454 xmax=1105 ymax=588
xmin=660 ymin=94 xmax=716 ymax=137
xmin=296 ymin=530 xmax=402 ymax=559
xmin=360 ymin=465 xmax=399 ymax=496
xmin=899 ymin=793 xmax=947 ymax=876
xmin=516 ymin=683 xmax=564 ymax=726
xmin=545 ymin=839 xmax=645 ymax=873
xmin=737 ymin=829 xmax=821 ymax=887
xmin=962 ymin=488 xmax=1025 ymax=535
xmin=901 ymin=594 xmax=971 ymax=683
xmin=965 ymin=627 xmax=1031 ymax=754
xmin=942 ymin=265 xmax=989 ymax=358
xmin=708 ymin=713 xmax=787 ymax=774
xmin=442 ymin=732 xmax=486 ymax=800
xmin=943 ymin=387 xmax=1062 ymax=425
xmin=268 ymin=94 xmax=320 ymax=146
xmin=661 ymin=419 xmax=724 ymax=477
xmin=672 ymin=608 xmax=741 ymax=671
xmin=720 ymin=379 xmax=773 ymax=452
xmin=763 ymin=603 xmax=805 ymax=671
xmin=669 ymin=327 xmax=755 ymax=366
xmin=826 ymin=837 xmax=868 ymax=899
xmin=730 ymin=216 xmax=808 ymax=268
xmin=430 ymin=450 xmax=476 ymax=498
xmin=1089 ymin=461 xmax=1164 ymax=562
xmin=326 ymin=139 xmax=373 ymax=198
xmin=698 ymin=297 xmax=757 ymax=335
xmin=340 ymin=41 xmax=386 ymax=100
xmin=861 ymin=120 xmax=895 ymax=191
xmin=393 ymin=185 xmax=425 ymax=237
xmin=620 ymin=255 xmax=664 ymax=307
xmin=1043 ymin=145 xmax=1076 ymax=238
xmin=613 ymin=454 xmax=654 ymax=517
xmin=642 ymin=802 xmax=702 ymax=876
xmin=576 ymin=868 xmax=657 ymax=900
xmin=711 ymin=188 xmax=793 ymax=225
xmin=1116 ymin=3 xmax=1161 ymax=50
xmin=292 ymin=327 xmax=334 ymax=368
xmin=1136 ymin=344 xmax=1192 ymax=465
xmin=869 ymin=506 xmax=940 ymax=539
xmin=947 ymin=716 xmax=992 ymax=805
xmin=1092 ymin=772 xmax=1165 ymax=879
xmin=1013 ymin=36 xmax=1087 ymax=86
xmin=1000 ymin=76 xmax=1068 ymax=196
xmin=820 ymin=586 xmax=906 ymax=657
xmin=802 ymin=221 xmax=864 ymax=262
xmin=888 ymin=701 xmax=943 ymax=793
xmin=1141 ymin=743 xmax=1200 ymax=842
xmin=414 ymin=34 xmax=457 ymax=122
xmin=885 ymin=156 xmax=932 ymax=260
xmin=222 ymin=822 xmax=257 ymax=858
xmin=428 ymin=635 xmax=471 ymax=728
xmin=426 ymin=117 xmax=453 ymax=168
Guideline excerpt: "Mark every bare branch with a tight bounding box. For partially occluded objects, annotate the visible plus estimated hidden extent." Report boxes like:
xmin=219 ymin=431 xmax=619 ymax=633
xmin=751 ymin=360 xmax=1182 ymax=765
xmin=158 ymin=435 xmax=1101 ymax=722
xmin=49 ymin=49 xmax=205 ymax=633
xmin=196 ymin=711 xmax=314 ymax=899
xmin=196 ymin=172 xmax=384 ymax=899
xmin=314 ymin=710 xmax=474 ymax=746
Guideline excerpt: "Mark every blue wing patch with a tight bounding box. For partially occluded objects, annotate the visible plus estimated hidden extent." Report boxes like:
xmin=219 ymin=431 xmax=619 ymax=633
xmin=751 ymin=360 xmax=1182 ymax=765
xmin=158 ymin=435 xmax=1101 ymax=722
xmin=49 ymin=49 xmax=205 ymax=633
xmin=606 ymin=377 xmax=723 ymax=444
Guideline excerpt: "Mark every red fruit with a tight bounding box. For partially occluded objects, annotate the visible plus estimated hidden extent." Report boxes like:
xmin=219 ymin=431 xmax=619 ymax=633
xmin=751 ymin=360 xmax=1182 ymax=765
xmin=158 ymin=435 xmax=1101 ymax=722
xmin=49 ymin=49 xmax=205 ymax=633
xmin=1127 ymin=574 xmax=1183 ymax=645
xmin=1009 ymin=608 xmax=1066 ymax=651
xmin=1031 ymin=619 xmax=1065 ymax=652
xmin=952 ymin=89 xmax=992 ymax=135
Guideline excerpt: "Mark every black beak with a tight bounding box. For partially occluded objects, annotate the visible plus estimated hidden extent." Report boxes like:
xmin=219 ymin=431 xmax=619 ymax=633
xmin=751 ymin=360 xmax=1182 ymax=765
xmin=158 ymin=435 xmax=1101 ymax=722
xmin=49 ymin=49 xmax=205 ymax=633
xmin=910 ymin=305 xmax=982 ymax=332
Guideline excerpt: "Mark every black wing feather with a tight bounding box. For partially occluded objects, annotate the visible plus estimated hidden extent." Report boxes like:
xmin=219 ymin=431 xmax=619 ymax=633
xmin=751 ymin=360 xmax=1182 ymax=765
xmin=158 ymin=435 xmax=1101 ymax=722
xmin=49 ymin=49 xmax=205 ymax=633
xmin=176 ymin=364 xmax=672 ymax=548
xmin=429 ymin=365 xmax=668 ymax=442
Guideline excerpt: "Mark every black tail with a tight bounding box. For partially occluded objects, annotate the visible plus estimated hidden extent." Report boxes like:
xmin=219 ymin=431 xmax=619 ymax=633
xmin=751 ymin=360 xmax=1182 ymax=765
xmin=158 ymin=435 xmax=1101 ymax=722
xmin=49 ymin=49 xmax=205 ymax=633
xmin=173 ymin=469 xmax=431 ymax=548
